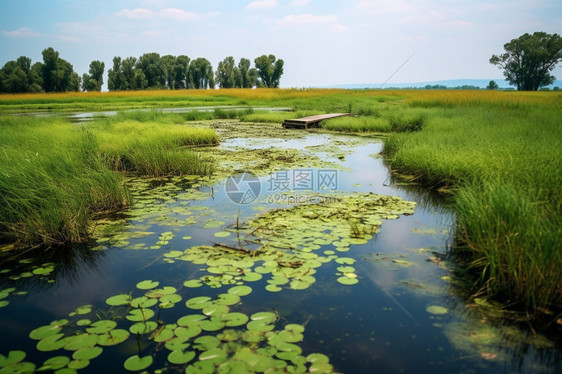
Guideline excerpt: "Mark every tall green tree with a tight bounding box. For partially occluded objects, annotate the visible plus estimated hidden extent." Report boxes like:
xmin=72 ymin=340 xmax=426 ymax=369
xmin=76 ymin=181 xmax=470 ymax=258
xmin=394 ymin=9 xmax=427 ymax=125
xmin=40 ymin=47 xmax=79 ymax=92
xmin=108 ymin=57 xmax=124 ymax=91
xmin=122 ymin=57 xmax=137 ymax=90
xmin=0 ymin=61 xmax=28 ymax=93
xmin=235 ymin=58 xmax=258 ymax=88
xmin=161 ymin=55 xmax=176 ymax=89
xmin=188 ymin=58 xmax=215 ymax=89
xmin=136 ymin=53 xmax=165 ymax=89
xmin=216 ymin=56 xmax=237 ymax=88
xmin=254 ymin=54 xmax=284 ymax=88
xmin=172 ymin=55 xmax=190 ymax=89
xmin=490 ymin=32 xmax=562 ymax=91
xmin=82 ymin=60 xmax=104 ymax=91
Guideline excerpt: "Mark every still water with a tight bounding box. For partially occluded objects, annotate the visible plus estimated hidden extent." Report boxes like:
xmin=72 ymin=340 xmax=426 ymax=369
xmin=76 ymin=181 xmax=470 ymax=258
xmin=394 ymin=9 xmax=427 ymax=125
xmin=0 ymin=131 xmax=560 ymax=373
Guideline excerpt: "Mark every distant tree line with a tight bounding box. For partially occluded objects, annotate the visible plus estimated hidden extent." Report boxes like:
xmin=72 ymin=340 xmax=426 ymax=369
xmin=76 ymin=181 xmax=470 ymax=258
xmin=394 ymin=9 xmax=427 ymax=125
xmin=0 ymin=48 xmax=284 ymax=93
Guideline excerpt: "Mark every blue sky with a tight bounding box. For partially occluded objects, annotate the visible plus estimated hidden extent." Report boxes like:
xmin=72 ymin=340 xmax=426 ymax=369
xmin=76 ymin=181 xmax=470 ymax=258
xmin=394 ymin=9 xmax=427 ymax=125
xmin=1 ymin=0 xmax=561 ymax=88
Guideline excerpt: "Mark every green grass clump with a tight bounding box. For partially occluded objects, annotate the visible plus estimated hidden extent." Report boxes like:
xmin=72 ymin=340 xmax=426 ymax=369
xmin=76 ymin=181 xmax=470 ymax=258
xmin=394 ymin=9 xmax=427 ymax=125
xmin=383 ymin=104 xmax=562 ymax=313
xmin=323 ymin=116 xmax=391 ymax=133
xmin=0 ymin=117 xmax=129 ymax=245
xmin=0 ymin=113 xmax=219 ymax=246
xmin=92 ymin=119 xmax=217 ymax=176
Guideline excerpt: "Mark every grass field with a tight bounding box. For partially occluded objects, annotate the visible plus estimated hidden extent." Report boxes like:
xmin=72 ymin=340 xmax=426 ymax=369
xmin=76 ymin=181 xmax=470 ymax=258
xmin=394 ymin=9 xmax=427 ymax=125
xmin=1 ymin=88 xmax=560 ymax=315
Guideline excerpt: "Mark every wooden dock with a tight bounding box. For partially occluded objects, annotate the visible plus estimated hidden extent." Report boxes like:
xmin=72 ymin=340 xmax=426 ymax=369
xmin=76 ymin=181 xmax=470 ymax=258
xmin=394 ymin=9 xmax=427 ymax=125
xmin=282 ymin=113 xmax=354 ymax=129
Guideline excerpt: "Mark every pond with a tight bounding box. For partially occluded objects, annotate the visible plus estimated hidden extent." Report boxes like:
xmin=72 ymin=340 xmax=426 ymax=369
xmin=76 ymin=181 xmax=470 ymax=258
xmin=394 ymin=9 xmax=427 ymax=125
xmin=0 ymin=121 xmax=560 ymax=373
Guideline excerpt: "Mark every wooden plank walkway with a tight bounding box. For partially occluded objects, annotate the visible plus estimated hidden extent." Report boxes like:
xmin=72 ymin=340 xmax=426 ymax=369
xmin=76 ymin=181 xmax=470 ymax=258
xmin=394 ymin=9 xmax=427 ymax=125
xmin=282 ymin=113 xmax=354 ymax=129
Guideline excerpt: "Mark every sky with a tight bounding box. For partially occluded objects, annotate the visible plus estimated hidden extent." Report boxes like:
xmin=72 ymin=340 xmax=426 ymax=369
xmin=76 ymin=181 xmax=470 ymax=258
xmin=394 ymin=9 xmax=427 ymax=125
xmin=1 ymin=0 xmax=561 ymax=88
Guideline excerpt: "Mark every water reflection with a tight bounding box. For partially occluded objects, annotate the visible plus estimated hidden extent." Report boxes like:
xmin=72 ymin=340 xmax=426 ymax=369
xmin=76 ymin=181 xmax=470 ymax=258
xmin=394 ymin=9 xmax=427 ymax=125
xmin=0 ymin=243 xmax=107 ymax=292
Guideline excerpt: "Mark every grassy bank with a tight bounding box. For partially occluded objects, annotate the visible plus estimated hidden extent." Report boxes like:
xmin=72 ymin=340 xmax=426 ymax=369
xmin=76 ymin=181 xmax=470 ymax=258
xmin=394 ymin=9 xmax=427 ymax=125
xmin=383 ymin=96 xmax=562 ymax=314
xmin=0 ymin=112 xmax=218 ymax=247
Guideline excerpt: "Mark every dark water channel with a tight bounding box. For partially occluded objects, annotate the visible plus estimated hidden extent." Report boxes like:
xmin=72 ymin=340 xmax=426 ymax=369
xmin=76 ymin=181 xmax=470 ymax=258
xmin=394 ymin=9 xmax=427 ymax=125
xmin=0 ymin=132 xmax=560 ymax=373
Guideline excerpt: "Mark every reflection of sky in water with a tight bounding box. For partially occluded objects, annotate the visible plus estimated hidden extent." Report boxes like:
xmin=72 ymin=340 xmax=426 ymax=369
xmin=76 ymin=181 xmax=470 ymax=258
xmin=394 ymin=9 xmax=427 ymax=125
xmin=0 ymin=133 xmax=559 ymax=374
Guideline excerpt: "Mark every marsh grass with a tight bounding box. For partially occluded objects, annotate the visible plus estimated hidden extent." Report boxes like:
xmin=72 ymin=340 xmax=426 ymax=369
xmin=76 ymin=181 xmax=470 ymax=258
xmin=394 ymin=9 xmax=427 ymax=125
xmin=323 ymin=116 xmax=392 ymax=133
xmin=383 ymin=102 xmax=562 ymax=313
xmin=92 ymin=119 xmax=218 ymax=176
xmin=0 ymin=112 xmax=219 ymax=246
xmin=0 ymin=117 xmax=129 ymax=245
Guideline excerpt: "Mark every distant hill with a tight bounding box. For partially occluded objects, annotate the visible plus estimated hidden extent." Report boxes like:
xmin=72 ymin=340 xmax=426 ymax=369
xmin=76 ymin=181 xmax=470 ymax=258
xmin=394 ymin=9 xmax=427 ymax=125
xmin=321 ymin=79 xmax=562 ymax=90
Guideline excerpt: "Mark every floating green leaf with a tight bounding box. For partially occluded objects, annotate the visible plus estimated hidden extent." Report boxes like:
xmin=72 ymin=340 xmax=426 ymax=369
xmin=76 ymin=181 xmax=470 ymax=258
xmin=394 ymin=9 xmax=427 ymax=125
xmin=193 ymin=336 xmax=221 ymax=351
xmin=426 ymin=305 xmax=448 ymax=315
xmin=86 ymin=320 xmax=117 ymax=334
xmin=105 ymin=294 xmax=132 ymax=306
xmin=227 ymin=285 xmax=252 ymax=296
xmin=186 ymin=296 xmax=212 ymax=310
xmin=136 ymin=280 xmax=159 ymax=290
xmin=29 ymin=325 xmax=62 ymax=340
xmin=126 ymin=308 xmax=155 ymax=322
xmin=168 ymin=350 xmax=195 ymax=365
xmin=72 ymin=346 xmax=103 ymax=361
xmin=38 ymin=355 xmax=70 ymax=371
xmin=123 ymin=355 xmax=153 ymax=372
xmin=222 ymin=312 xmax=249 ymax=327
xmin=0 ymin=350 xmax=26 ymax=367
xmin=97 ymin=329 xmax=129 ymax=346
xmin=337 ymin=276 xmax=359 ymax=285
xmin=64 ymin=333 xmax=99 ymax=351
xmin=129 ymin=321 xmax=158 ymax=335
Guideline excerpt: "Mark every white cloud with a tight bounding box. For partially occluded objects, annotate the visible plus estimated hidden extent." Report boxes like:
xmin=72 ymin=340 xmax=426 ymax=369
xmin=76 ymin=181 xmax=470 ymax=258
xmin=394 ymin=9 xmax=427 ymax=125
xmin=393 ymin=36 xmax=428 ymax=43
xmin=116 ymin=8 xmax=154 ymax=19
xmin=278 ymin=14 xmax=338 ymax=26
xmin=246 ymin=0 xmax=277 ymax=11
xmin=331 ymin=24 xmax=348 ymax=33
xmin=2 ymin=27 xmax=42 ymax=38
xmin=354 ymin=0 xmax=421 ymax=15
xmin=115 ymin=8 xmax=215 ymax=22
xmin=289 ymin=0 xmax=311 ymax=6
xmin=442 ymin=20 xmax=474 ymax=28
xmin=159 ymin=8 xmax=201 ymax=21
xmin=399 ymin=11 xmax=445 ymax=24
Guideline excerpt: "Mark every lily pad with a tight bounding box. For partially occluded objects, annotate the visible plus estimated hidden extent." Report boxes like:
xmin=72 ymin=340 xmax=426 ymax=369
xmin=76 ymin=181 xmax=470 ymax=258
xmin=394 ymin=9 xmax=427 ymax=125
xmin=185 ymin=360 xmax=215 ymax=374
xmin=126 ymin=308 xmax=155 ymax=322
xmin=129 ymin=321 xmax=158 ymax=335
xmin=72 ymin=346 xmax=103 ymax=360
xmin=0 ymin=350 xmax=26 ymax=366
xmin=123 ymin=355 xmax=153 ymax=372
xmin=193 ymin=335 xmax=221 ymax=351
xmin=222 ymin=312 xmax=250 ymax=327
xmin=38 ymin=356 xmax=70 ymax=371
xmin=105 ymin=294 xmax=132 ymax=306
xmin=186 ymin=296 xmax=213 ymax=310
xmin=214 ymin=231 xmax=231 ymax=238
xmin=337 ymin=276 xmax=359 ymax=285
xmin=227 ymin=285 xmax=252 ymax=296
xmin=426 ymin=305 xmax=448 ymax=315
xmin=86 ymin=320 xmax=117 ymax=334
xmin=168 ymin=350 xmax=195 ymax=365
xmin=97 ymin=329 xmax=130 ymax=346
xmin=136 ymin=280 xmax=159 ymax=290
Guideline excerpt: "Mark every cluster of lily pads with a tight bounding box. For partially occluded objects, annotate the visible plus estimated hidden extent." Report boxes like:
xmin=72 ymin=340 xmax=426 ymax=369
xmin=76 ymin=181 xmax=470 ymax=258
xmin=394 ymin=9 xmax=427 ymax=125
xmin=1 ymin=279 xmax=338 ymax=373
xmin=0 ymin=258 xmax=57 ymax=308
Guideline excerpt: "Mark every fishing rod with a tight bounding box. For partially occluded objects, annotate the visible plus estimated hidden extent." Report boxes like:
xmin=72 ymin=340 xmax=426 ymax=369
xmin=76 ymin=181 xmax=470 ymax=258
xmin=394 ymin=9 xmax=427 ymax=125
xmin=380 ymin=53 xmax=416 ymax=89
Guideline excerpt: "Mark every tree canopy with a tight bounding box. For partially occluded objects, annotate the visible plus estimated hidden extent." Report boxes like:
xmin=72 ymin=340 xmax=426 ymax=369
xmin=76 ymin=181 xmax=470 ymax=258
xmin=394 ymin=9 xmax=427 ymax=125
xmin=254 ymin=55 xmax=284 ymax=88
xmin=490 ymin=32 xmax=562 ymax=91
xmin=0 ymin=48 xmax=285 ymax=93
